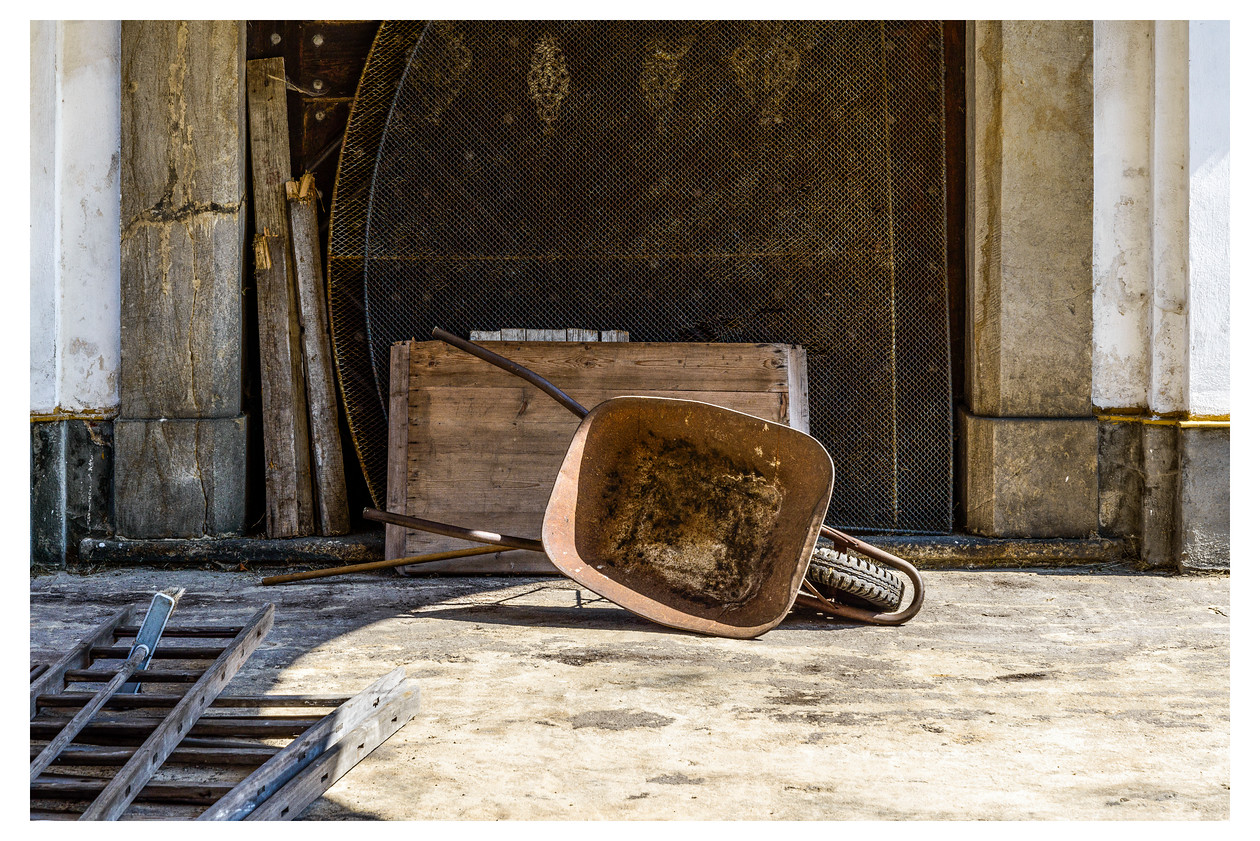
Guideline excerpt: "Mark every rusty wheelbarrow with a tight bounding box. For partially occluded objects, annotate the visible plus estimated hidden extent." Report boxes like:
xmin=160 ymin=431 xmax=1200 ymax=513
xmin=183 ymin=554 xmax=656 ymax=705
xmin=366 ymin=328 xmax=923 ymax=638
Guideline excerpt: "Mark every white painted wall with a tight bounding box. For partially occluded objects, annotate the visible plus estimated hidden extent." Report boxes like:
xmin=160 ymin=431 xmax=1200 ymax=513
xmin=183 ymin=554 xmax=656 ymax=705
xmin=1092 ymin=20 xmax=1229 ymax=417
xmin=1187 ymin=20 xmax=1230 ymax=416
xmin=28 ymin=20 xmax=122 ymax=415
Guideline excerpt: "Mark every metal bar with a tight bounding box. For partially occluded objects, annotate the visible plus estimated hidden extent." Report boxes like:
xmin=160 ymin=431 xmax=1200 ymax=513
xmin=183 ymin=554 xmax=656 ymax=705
xmin=120 ymin=588 xmax=183 ymax=694
xmin=31 ymin=606 xmax=135 ymax=718
xmin=199 ymin=667 xmax=407 ymax=820
xmin=79 ymin=604 xmax=275 ymax=821
xmin=363 ymin=508 xmax=544 ymax=553
xmin=261 ymin=545 xmax=501 ymax=585
xmin=31 ymin=647 xmax=149 ymax=782
xmin=431 ymin=326 xmax=589 ymax=418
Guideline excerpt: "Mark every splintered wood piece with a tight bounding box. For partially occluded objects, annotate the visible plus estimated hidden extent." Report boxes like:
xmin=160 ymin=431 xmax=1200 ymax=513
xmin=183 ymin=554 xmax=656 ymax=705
xmin=31 ymin=606 xmax=135 ymax=718
xmin=248 ymin=56 xmax=315 ymax=538
xmin=242 ymin=681 xmax=420 ymax=821
xmin=253 ymin=232 xmax=315 ymax=537
xmin=199 ymin=667 xmax=406 ymax=820
xmin=287 ymin=172 xmax=350 ymax=536
xmin=78 ymin=604 xmax=275 ymax=821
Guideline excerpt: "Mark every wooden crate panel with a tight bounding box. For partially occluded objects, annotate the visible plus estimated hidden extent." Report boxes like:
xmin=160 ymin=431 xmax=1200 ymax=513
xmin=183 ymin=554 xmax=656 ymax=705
xmin=388 ymin=340 xmax=808 ymax=573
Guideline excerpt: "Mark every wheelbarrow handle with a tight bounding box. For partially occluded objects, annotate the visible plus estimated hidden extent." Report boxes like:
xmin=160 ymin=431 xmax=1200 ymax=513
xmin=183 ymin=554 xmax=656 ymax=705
xmin=363 ymin=508 xmax=545 ymax=553
xmin=431 ymin=328 xmax=589 ymax=420
xmin=795 ymin=524 xmax=926 ymax=626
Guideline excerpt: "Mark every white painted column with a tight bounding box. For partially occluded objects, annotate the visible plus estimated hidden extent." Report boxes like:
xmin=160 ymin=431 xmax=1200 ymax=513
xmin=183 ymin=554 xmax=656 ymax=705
xmin=1092 ymin=20 xmax=1153 ymax=410
xmin=1187 ymin=20 xmax=1230 ymax=417
xmin=28 ymin=20 xmax=122 ymax=416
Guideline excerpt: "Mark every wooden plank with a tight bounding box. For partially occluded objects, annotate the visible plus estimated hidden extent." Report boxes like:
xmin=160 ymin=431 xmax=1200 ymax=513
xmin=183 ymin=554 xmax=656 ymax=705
xmin=500 ymin=328 xmax=526 ymax=340
xmin=66 ymin=668 xmax=202 ymax=684
xmin=79 ymin=604 xmax=275 ymax=821
xmin=469 ymin=330 xmax=501 ymax=341
xmin=89 ymin=645 xmax=229 ymax=660
xmin=600 ymin=330 xmax=629 ymax=342
xmin=248 ymin=56 xmax=315 ymax=538
xmin=32 ymin=715 xmax=324 ymax=740
xmin=406 ymin=341 xmax=793 ymax=392
xmin=36 ymin=693 xmax=351 ymax=710
xmin=566 ymin=328 xmax=599 ymax=342
xmin=385 ymin=342 xmax=412 ymax=561
xmin=392 ymin=341 xmax=807 ymax=572
xmin=116 ymin=625 xmax=245 ymax=638
xmin=787 ymin=344 xmax=811 ymax=433
xmin=31 ymin=606 xmax=134 ymax=718
xmin=252 ymin=233 xmax=315 ymax=537
xmin=287 ymin=173 xmax=350 ymax=536
xmin=199 ymin=667 xmax=406 ymax=820
xmin=34 ymin=744 xmax=280 ymax=768
xmin=34 ymin=776 xmax=234 ymax=806
xmin=243 ymin=681 xmax=419 ymax=821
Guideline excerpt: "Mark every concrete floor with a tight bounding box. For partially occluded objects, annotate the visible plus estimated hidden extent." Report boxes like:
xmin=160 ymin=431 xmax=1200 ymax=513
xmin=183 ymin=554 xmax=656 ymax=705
xmin=30 ymin=566 xmax=1229 ymax=820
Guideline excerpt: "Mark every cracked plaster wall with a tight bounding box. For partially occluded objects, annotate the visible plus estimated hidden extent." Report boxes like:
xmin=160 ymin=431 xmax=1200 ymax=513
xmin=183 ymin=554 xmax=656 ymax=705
xmin=29 ymin=21 xmax=122 ymax=416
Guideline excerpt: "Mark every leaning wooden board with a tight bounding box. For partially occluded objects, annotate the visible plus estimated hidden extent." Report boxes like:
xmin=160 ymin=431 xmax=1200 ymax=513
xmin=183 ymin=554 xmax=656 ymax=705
xmin=387 ymin=340 xmax=810 ymax=573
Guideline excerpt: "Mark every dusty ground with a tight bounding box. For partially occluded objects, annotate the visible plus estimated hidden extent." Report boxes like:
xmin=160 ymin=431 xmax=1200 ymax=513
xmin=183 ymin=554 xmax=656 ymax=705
xmin=30 ymin=566 xmax=1229 ymax=820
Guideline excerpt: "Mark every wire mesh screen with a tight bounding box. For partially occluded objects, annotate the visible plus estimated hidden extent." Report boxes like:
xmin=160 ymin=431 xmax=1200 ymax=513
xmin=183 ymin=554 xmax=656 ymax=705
xmin=330 ymin=20 xmax=952 ymax=533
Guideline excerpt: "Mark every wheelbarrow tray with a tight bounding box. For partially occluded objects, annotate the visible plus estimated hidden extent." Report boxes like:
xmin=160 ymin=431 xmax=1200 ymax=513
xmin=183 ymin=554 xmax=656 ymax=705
xmin=543 ymin=396 xmax=835 ymax=639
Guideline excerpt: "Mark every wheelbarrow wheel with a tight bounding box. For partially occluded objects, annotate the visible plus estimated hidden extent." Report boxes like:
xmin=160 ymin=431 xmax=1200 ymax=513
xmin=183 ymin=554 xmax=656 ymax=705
xmin=806 ymin=546 xmax=905 ymax=612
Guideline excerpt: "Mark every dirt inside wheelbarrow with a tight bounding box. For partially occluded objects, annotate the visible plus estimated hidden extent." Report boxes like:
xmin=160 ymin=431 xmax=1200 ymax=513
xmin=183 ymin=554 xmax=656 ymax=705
xmin=594 ymin=434 xmax=785 ymax=608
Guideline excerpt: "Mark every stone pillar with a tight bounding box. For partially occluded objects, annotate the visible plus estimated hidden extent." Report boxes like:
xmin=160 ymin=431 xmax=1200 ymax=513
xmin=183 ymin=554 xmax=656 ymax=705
xmin=961 ymin=21 xmax=1098 ymax=537
xmin=115 ymin=21 xmax=248 ymax=538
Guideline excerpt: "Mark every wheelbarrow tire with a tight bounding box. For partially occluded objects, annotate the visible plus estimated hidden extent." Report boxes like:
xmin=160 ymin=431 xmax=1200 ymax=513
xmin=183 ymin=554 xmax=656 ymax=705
xmin=806 ymin=547 xmax=905 ymax=612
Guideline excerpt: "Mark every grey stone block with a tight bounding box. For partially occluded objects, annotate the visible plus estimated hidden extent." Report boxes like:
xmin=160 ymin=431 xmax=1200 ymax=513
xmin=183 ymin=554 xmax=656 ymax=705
xmin=1098 ymin=420 xmax=1142 ymax=538
xmin=1179 ymin=426 xmax=1229 ymax=571
xmin=114 ymin=416 xmax=248 ymax=538
xmin=30 ymin=419 xmax=114 ymax=567
xmin=961 ymin=410 xmax=1098 ymax=538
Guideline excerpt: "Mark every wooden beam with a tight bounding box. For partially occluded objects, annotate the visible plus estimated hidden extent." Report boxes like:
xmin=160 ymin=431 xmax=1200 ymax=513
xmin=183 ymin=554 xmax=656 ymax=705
xmin=248 ymin=56 xmax=315 ymax=538
xmin=198 ymin=667 xmax=406 ymax=820
xmin=287 ymin=173 xmax=350 ymax=535
xmin=242 ymin=681 xmax=419 ymax=820
xmin=78 ymin=604 xmax=275 ymax=821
